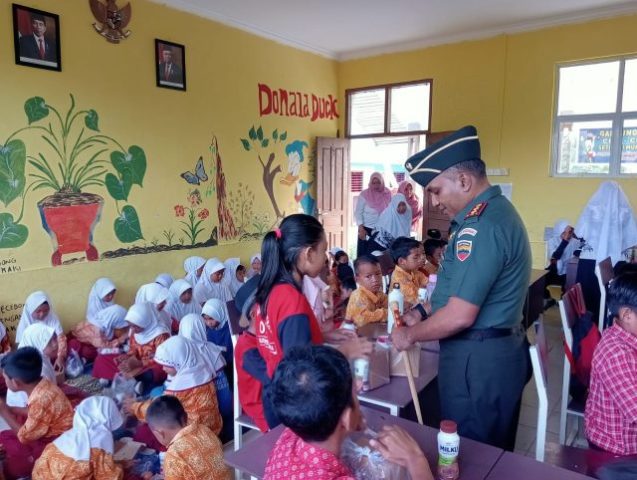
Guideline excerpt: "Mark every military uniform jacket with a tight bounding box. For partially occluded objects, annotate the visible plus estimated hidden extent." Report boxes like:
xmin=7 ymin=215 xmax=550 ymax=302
xmin=431 ymin=185 xmax=531 ymax=330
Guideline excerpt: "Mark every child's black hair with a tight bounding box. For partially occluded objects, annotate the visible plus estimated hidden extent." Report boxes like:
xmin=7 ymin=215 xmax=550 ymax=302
xmin=237 ymin=264 xmax=246 ymax=273
xmin=336 ymin=263 xmax=355 ymax=282
xmin=255 ymin=214 xmax=324 ymax=315
xmin=608 ymin=273 xmax=637 ymax=318
xmin=146 ymin=395 xmax=188 ymax=430
xmin=390 ymin=236 xmax=422 ymax=264
xmin=423 ymin=238 xmax=442 ymax=257
xmin=353 ymin=254 xmax=380 ymax=274
xmin=270 ymin=345 xmax=353 ymax=442
xmin=341 ymin=277 xmax=357 ymax=292
xmin=334 ymin=251 xmax=349 ymax=263
xmin=0 ymin=347 xmax=43 ymax=384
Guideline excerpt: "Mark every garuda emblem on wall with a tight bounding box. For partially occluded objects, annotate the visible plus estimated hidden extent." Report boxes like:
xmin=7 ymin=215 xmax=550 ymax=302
xmin=89 ymin=0 xmax=132 ymax=43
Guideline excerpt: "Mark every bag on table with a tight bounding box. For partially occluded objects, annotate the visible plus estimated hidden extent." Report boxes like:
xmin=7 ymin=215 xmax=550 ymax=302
xmin=341 ymin=431 xmax=409 ymax=480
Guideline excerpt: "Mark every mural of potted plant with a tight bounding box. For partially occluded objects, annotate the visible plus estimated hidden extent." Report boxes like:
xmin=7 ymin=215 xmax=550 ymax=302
xmin=174 ymin=189 xmax=210 ymax=245
xmin=0 ymin=94 xmax=146 ymax=265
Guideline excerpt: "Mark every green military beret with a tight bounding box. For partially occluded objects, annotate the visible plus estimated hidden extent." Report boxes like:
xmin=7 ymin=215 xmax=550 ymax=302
xmin=404 ymin=125 xmax=481 ymax=187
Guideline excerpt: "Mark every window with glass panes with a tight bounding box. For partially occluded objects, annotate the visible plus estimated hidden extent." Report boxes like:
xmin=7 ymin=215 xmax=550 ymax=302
xmin=553 ymin=56 xmax=637 ymax=176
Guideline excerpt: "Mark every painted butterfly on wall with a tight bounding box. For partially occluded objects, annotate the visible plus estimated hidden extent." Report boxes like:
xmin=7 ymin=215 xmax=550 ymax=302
xmin=180 ymin=157 xmax=208 ymax=185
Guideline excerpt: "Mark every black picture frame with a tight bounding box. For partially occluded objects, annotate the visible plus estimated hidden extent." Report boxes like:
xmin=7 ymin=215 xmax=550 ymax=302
xmin=155 ymin=39 xmax=186 ymax=91
xmin=12 ymin=4 xmax=61 ymax=72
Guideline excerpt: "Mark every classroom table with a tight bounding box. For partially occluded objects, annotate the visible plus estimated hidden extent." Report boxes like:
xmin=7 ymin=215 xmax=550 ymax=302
xmin=224 ymin=405 xmax=504 ymax=480
xmin=357 ymin=349 xmax=439 ymax=416
xmin=357 ymin=321 xmax=440 ymax=352
xmin=485 ymin=451 xmax=595 ymax=479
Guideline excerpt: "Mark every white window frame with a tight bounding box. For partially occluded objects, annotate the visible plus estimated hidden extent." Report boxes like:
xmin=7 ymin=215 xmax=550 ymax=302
xmin=551 ymin=55 xmax=637 ymax=177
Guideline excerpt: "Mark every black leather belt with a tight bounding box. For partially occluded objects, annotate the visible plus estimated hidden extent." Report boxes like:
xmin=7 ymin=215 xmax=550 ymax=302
xmin=450 ymin=327 xmax=516 ymax=341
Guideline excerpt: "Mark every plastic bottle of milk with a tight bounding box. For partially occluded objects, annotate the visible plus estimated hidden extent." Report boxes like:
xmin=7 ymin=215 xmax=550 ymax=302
xmin=437 ymin=420 xmax=460 ymax=480
xmin=387 ymin=283 xmax=404 ymax=334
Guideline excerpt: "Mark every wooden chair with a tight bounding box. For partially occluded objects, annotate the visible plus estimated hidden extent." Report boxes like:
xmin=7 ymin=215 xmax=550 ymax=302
xmin=558 ymin=283 xmax=587 ymax=445
xmin=227 ymin=301 xmax=260 ymax=454
xmin=595 ymin=256 xmax=614 ymax=332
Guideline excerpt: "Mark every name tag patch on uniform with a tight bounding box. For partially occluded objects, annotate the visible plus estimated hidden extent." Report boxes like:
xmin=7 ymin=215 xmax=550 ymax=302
xmin=458 ymin=227 xmax=477 ymax=237
xmin=456 ymin=240 xmax=472 ymax=262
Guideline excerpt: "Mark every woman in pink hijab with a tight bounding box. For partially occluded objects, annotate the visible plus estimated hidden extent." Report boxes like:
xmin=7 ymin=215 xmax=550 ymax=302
xmin=354 ymin=172 xmax=391 ymax=256
xmin=398 ymin=180 xmax=423 ymax=230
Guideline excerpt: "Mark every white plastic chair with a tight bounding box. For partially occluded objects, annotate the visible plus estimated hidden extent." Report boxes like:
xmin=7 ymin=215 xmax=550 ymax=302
xmin=529 ymin=319 xmax=549 ymax=461
xmin=558 ymin=291 xmax=586 ymax=445
xmin=595 ymin=257 xmax=614 ymax=332
xmin=230 ymin=332 xmax=261 ymax=452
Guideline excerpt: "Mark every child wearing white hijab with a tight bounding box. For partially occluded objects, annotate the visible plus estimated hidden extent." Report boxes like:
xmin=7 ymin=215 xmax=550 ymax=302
xmin=85 ymin=278 xmax=117 ymax=324
xmin=16 ymin=291 xmax=67 ymax=372
xmin=70 ymin=305 xmax=129 ymax=362
xmin=0 ymin=320 xmax=10 ymax=358
xmin=371 ymin=193 xmax=412 ymax=250
xmin=7 ymin=323 xmax=59 ymax=408
xmin=124 ymin=336 xmax=222 ymax=436
xmin=135 ymin=283 xmax=172 ymax=330
xmin=184 ymin=256 xmax=206 ymax=287
xmin=194 ymin=258 xmax=232 ymax=305
xmin=201 ymin=299 xmax=233 ymax=367
xmin=155 ymin=273 xmax=174 ymax=289
xmin=166 ymin=279 xmax=202 ymax=331
xmin=32 ymin=396 xmax=124 ymax=479
xmin=222 ymin=257 xmax=246 ymax=298
xmin=246 ymin=253 xmax=262 ymax=279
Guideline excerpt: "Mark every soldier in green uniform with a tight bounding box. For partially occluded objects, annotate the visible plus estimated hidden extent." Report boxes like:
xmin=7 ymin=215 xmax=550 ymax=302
xmin=392 ymin=125 xmax=532 ymax=450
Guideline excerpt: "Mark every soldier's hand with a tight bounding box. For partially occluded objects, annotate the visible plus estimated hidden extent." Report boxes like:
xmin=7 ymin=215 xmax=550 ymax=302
xmin=390 ymin=326 xmax=413 ymax=351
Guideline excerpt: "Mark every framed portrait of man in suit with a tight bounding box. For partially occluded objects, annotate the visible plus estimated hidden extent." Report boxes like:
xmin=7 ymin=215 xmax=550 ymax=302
xmin=12 ymin=4 xmax=61 ymax=71
xmin=155 ymin=39 xmax=186 ymax=91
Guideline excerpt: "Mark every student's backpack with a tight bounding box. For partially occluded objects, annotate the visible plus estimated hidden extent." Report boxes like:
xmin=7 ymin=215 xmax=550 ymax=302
xmin=563 ymin=285 xmax=601 ymax=402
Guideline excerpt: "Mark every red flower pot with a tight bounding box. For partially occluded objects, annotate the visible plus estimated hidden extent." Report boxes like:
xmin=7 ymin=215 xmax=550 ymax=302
xmin=37 ymin=192 xmax=104 ymax=266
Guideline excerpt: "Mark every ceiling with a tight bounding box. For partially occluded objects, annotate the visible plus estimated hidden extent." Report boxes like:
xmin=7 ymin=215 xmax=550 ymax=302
xmin=155 ymin=0 xmax=637 ymax=60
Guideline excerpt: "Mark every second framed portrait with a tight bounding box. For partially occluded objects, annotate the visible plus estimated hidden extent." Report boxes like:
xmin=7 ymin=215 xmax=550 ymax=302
xmin=155 ymin=39 xmax=186 ymax=91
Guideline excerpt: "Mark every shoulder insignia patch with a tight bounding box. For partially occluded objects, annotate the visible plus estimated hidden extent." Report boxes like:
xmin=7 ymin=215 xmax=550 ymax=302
xmin=456 ymin=239 xmax=472 ymax=262
xmin=465 ymin=202 xmax=488 ymax=220
xmin=458 ymin=227 xmax=477 ymax=237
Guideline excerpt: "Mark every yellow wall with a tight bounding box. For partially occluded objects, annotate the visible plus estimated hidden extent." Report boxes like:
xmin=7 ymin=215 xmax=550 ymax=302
xmin=338 ymin=15 xmax=637 ymax=267
xmin=0 ymin=0 xmax=338 ymax=334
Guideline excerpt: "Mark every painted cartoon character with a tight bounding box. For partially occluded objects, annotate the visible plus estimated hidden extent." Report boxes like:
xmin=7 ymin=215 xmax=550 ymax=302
xmin=295 ymin=179 xmax=316 ymax=216
xmin=280 ymin=140 xmax=308 ymax=185
xmin=584 ymin=133 xmax=596 ymax=163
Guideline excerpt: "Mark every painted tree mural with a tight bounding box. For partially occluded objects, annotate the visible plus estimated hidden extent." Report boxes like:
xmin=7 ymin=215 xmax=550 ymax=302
xmin=211 ymin=136 xmax=238 ymax=240
xmin=240 ymin=126 xmax=287 ymax=223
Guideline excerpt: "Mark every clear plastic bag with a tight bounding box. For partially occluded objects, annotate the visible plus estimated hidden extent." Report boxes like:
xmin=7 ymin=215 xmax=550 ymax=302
xmin=341 ymin=431 xmax=409 ymax=480
xmin=65 ymin=349 xmax=84 ymax=378
xmin=104 ymin=373 xmax=137 ymax=406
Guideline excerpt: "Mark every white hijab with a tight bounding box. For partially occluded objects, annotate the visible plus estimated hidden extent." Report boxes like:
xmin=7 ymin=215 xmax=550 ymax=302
xmin=223 ymin=258 xmax=245 ymax=297
xmin=202 ymin=298 xmax=230 ymax=330
xmin=89 ymin=304 xmax=128 ymax=341
xmin=125 ymin=303 xmax=170 ymax=345
xmin=194 ymin=258 xmax=232 ymax=304
xmin=166 ymin=279 xmax=201 ymax=323
xmin=547 ymin=220 xmax=581 ymax=275
xmin=302 ymin=275 xmax=328 ymax=324
xmin=16 ymin=291 xmax=63 ymax=344
xmin=374 ymin=193 xmax=412 ymax=242
xmin=178 ymin=313 xmax=226 ymax=373
xmin=576 ymin=181 xmax=637 ymax=264
xmin=7 ymin=323 xmax=57 ymax=408
xmin=247 ymin=253 xmax=261 ymax=279
xmin=85 ymin=278 xmax=116 ymax=324
xmin=154 ymin=336 xmax=213 ymax=391
xmin=135 ymin=283 xmax=171 ymax=330
xmin=155 ymin=273 xmax=174 ymax=289
xmin=54 ymin=396 xmax=123 ymax=461
xmin=184 ymin=256 xmax=206 ymax=287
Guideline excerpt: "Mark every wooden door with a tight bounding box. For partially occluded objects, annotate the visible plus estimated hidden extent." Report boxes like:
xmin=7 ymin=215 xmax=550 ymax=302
xmin=316 ymin=137 xmax=350 ymax=250
xmin=421 ymin=131 xmax=455 ymax=240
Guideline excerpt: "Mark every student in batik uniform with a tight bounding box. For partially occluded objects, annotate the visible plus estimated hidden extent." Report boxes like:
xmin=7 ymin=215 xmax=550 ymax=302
xmin=16 ymin=291 xmax=67 ymax=373
xmin=32 ymin=396 xmax=124 ymax=479
xmin=389 ymin=237 xmax=428 ymax=307
xmin=345 ymin=255 xmax=388 ymax=327
xmin=0 ymin=347 xmax=74 ymax=479
xmin=145 ymin=396 xmax=231 ymax=480
xmin=264 ymin=345 xmax=433 ymax=480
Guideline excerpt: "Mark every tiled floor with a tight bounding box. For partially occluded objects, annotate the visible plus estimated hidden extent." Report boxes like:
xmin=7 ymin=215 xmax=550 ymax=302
xmin=515 ymin=303 xmax=588 ymax=458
